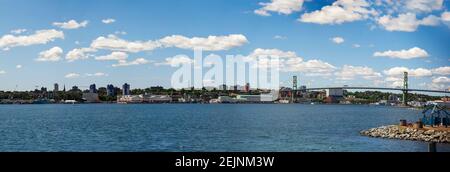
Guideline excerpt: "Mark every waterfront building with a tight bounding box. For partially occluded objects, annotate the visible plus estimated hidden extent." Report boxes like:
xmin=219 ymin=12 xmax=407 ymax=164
xmin=89 ymin=84 xmax=97 ymax=93
xmin=143 ymin=94 xmax=172 ymax=103
xmin=218 ymin=96 xmax=237 ymax=103
xmin=117 ymin=95 xmax=143 ymax=103
xmin=54 ymin=83 xmax=59 ymax=92
xmin=122 ymin=83 xmax=130 ymax=95
xmin=236 ymin=94 xmax=276 ymax=103
xmin=82 ymin=93 xmax=100 ymax=103
xmin=324 ymin=88 xmax=344 ymax=103
xmin=244 ymin=83 xmax=250 ymax=92
xmin=106 ymin=84 xmax=115 ymax=96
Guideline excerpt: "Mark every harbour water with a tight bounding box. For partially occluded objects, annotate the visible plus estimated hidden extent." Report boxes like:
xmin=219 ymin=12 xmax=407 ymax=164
xmin=0 ymin=104 xmax=449 ymax=152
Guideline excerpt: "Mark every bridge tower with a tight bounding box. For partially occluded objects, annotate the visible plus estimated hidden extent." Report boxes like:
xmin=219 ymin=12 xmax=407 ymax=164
xmin=292 ymin=76 xmax=297 ymax=102
xmin=402 ymin=72 xmax=408 ymax=106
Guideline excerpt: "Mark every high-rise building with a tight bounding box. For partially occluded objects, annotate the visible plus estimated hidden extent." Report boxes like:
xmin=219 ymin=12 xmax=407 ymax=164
xmin=107 ymin=84 xmax=115 ymax=96
xmin=54 ymin=83 xmax=59 ymax=92
xmin=122 ymin=83 xmax=130 ymax=95
xmin=89 ymin=84 xmax=97 ymax=93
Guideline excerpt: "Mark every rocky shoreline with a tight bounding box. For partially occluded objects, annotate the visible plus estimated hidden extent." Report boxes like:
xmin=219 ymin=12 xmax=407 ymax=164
xmin=360 ymin=125 xmax=450 ymax=143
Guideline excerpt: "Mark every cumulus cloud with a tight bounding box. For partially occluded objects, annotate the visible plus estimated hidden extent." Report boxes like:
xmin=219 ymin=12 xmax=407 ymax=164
xmin=377 ymin=13 xmax=440 ymax=32
xmin=432 ymin=66 xmax=450 ymax=75
xmin=16 ymin=65 xmax=22 ymax=69
xmin=429 ymin=76 xmax=450 ymax=90
xmin=0 ymin=29 xmax=64 ymax=49
xmin=156 ymin=55 xmax=194 ymax=67
xmin=91 ymin=35 xmax=161 ymax=53
xmin=286 ymin=59 xmax=337 ymax=75
xmin=102 ymin=18 xmax=116 ymax=24
xmin=112 ymin=58 xmax=150 ymax=67
xmin=242 ymin=48 xmax=336 ymax=75
xmin=159 ymin=34 xmax=248 ymax=51
xmin=331 ymin=37 xmax=345 ymax=44
xmin=65 ymin=73 xmax=80 ymax=78
xmin=383 ymin=67 xmax=432 ymax=77
xmin=247 ymin=48 xmax=300 ymax=59
xmin=254 ymin=0 xmax=304 ymax=16
xmin=335 ymin=65 xmax=382 ymax=80
xmin=36 ymin=47 xmax=63 ymax=62
xmin=53 ymin=20 xmax=88 ymax=29
xmin=373 ymin=47 xmax=429 ymax=59
xmin=442 ymin=11 xmax=450 ymax=21
xmin=299 ymin=0 xmax=377 ymax=24
xmin=65 ymin=47 xmax=97 ymax=62
xmin=95 ymin=52 xmax=128 ymax=61
xmin=405 ymin=0 xmax=444 ymax=13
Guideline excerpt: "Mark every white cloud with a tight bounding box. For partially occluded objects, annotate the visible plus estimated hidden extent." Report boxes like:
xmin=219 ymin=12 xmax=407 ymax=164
xmin=86 ymin=72 xmax=108 ymax=77
xmin=377 ymin=13 xmax=440 ymax=32
xmin=102 ymin=18 xmax=116 ymax=24
xmin=36 ymin=47 xmax=63 ymax=62
xmin=0 ymin=29 xmax=64 ymax=49
xmin=405 ymin=0 xmax=444 ymax=13
xmin=373 ymin=47 xmax=429 ymax=59
xmin=65 ymin=47 xmax=97 ymax=62
xmin=432 ymin=66 xmax=450 ymax=75
xmin=285 ymin=59 xmax=336 ymax=75
xmin=91 ymin=35 xmax=161 ymax=53
xmin=442 ymin=11 xmax=450 ymax=21
xmin=353 ymin=44 xmax=361 ymax=48
xmin=429 ymin=76 xmax=450 ymax=90
xmin=247 ymin=48 xmax=300 ymax=59
xmin=10 ymin=29 xmax=27 ymax=34
xmin=156 ymin=55 xmax=194 ymax=67
xmin=16 ymin=65 xmax=22 ymax=69
xmin=95 ymin=52 xmax=128 ymax=61
xmin=335 ymin=65 xmax=382 ymax=80
xmin=383 ymin=67 xmax=432 ymax=77
xmin=331 ymin=37 xmax=345 ymax=44
xmin=241 ymin=48 xmax=335 ymax=76
xmin=159 ymin=34 xmax=248 ymax=51
xmin=89 ymin=34 xmax=248 ymax=53
xmin=0 ymin=70 xmax=5 ymax=74
xmin=299 ymin=0 xmax=377 ymax=24
xmin=112 ymin=58 xmax=150 ymax=67
xmin=53 ymin=20 xmax=88 ymax=29
xmin=432 ymin=76 xmax=450 ymax=83
xmin=254 ymin=0 xmax=304 ymax=16
xmin=65 ymin=73 xmax=80 ymax=78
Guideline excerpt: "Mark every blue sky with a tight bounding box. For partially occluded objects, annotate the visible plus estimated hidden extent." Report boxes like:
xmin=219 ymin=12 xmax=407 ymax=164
xmin=0 ymin=0 xmax=449 ymax=93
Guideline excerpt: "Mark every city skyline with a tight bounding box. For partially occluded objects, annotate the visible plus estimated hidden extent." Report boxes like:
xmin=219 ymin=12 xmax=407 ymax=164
xmin=0 ymin=0 xmax=449 ymax=92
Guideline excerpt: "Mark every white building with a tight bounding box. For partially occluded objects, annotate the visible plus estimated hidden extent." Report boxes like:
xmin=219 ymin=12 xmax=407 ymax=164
xmin=143 ymin=95 xmax=172 ymax=103
xmin=117 ymin=95 xmax=143 ymax=103
xmin=326 ymin=88 xmax=344 ymax=97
